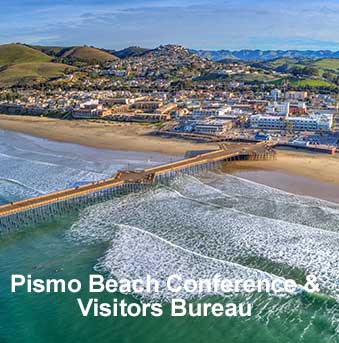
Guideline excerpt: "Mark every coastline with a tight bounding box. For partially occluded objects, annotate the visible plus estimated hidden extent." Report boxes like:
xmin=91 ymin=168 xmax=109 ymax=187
xmin=0 ymin=114 xmax=217 ymax=156
xmin=1 ymin=114 xmax=339 ymax=186
xmin=225 ymin=149 xmax=339 ymax=186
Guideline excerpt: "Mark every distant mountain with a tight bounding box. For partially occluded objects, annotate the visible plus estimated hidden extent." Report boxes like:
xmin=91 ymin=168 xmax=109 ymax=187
xmin=191 ymin=49 xmax=339 ymax=61
xmin=113 ymin=46 xmax=150 ymax=59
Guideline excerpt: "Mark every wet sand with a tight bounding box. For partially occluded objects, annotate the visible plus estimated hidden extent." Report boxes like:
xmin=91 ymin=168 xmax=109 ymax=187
xmin=232 ymin=170 xmax=339 ymax=203
xmin=225 ymin=149 xmax=339 ymax=186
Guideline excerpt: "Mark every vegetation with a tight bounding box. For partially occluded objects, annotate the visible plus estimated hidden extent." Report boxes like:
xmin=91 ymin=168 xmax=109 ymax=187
xmin=29 ymin=45 xmax=65 ymax=57
xmin=249 ymin=56 xmax=339 ymax=88
xmin=0 ymin=44 xmax=51 ymax=65
xmin=56 ymin=46 xmax=118 ymax=65
xmin=113 ymin=46 xmax=150 ymax=59
xmin=312 ymin=58 xmax=339 ymax=71
xmin=0 ymin=62 xmax=74 ymax=87
xmin=289 ymin=78 xmax=336 ymax=88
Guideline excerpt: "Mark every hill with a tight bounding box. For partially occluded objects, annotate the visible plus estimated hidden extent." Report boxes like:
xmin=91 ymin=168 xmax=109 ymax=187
xmin=0 ymin=62 xmax=74 ymax=87
xmin=29 ymin=45 xmax=65 ymax=58
xmin=113 ymin=46 xmax=150 ymax=59
xmin=58 ymin=46 xmax=118 ymax=65
xmin=312 ymin=58 xmax=339 ymax=72
xmin=0 ymin=44 xmax=51 ymax=65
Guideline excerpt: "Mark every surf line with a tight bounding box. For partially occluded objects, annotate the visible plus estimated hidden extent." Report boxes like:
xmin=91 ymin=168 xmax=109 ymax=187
xmin=163 ymin=185 xmax=339 ymax=237
xmin=114 ymin=223 xmax=331 ymax=299
xmin=113 ymin=223 xmax=306 ymax=295
xmin=0 ymin=177 xmax=45 ymax=194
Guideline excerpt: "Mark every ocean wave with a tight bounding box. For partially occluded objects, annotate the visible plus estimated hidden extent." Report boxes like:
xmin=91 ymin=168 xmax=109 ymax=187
xmin=168 ymin=174 xmax=339 ymax=232
xmin=67 ymin=175 xmax=339 ymax=301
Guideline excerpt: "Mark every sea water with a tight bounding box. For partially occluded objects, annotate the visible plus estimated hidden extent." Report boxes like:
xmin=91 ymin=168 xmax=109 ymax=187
xmin=0 ymin=129 xmax=338 ymax=343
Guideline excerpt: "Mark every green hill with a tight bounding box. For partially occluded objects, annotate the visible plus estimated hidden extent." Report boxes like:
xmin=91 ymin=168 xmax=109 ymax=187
xmin=311 ymin=58 xmax=339 ymax=72
xmin=0 ymin=62 xmax=74 ymax=87
xmin=0 ymin=44 xmax=52 ymax=65
xmin=59 ymin=46 xmax=118 ymax=65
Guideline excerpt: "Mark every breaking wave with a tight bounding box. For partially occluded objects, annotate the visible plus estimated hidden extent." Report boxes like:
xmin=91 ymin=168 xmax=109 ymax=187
xmin=0 ymin=130 xmax=171 ymax=201
xmin=67 ymin=174 xmax=339 ymax=301
xmin=66 ymin=172 xmax=339 ymax=339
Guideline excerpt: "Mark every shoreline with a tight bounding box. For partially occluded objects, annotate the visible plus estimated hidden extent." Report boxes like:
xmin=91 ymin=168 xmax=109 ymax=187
xmin=1 ymin=114 xmax=339 ymax=186
xmin=0 ymin=114 xmax=217 ymax=156
xmin=224 ymin=149 xmax=339 ymax=186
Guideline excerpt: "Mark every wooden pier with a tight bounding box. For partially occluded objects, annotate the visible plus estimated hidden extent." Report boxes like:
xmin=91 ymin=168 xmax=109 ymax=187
xmin=0 ymin=142 xmax=275 ymax=232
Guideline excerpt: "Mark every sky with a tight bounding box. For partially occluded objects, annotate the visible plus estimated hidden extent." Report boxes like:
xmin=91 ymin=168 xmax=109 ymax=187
xmin=2 ymin=0 xmax=339 ymax=50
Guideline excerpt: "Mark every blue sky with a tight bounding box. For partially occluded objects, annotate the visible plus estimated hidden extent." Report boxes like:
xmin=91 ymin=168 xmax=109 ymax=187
xmin=2 ymin=0 xmax=339 ymax=50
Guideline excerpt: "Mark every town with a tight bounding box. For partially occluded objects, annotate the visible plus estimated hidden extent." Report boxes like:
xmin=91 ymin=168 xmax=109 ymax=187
xmin=0 ymin=44 xmax=339 ymax=153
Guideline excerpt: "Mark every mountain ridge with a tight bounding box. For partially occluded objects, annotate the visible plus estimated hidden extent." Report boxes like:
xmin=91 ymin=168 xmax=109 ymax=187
xmin=190 ymin=49 xmax=339 ymax=61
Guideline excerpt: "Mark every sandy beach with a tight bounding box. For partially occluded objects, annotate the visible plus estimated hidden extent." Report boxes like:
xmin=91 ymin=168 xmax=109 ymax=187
xmin=1 ymin=114 xmax=338 ymax=185
xmin=225 ymin=149 xmax=339 ymax=185
xmin=0 ymin=114 xmax=217 ymax=155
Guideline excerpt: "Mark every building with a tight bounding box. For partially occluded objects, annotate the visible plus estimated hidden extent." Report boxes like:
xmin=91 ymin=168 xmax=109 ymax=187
xmin=250 ymin=115 xmax=285 ymax=130
xmin=156 ymin=102 xmax=177 ymax=115
xmin=267 ymin=101 xmax=289 ymax=116
xmin=192 ymin=105 xmax=231 ymax=118
xmin=101 ymin=98 xmax=134 ymax=106
xmin=285 ymin=91 xmax=308 ymax=101
xmin=72 ymin=100 xmax=103 ymax=119
xmin=334 ymin=115 xmax=339 ymax=134
xmin=131 ymin=101 xmax=163 ymax=112
xmin=250 ymin=113 xmax=333 ymax=132
xmin=289 ymin=102 xmax=307 ymax=115
xmin=110 ymin=112 xmax=171 ymax=123
xmin=271 ymin=89 xmax=282 ymax=101
xmin=194 ymin=120 xmax=233 ymax=135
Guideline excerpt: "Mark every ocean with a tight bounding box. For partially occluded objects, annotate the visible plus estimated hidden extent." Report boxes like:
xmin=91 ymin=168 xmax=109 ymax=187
xmin=0 ymin=129 xmax=338 ymax=343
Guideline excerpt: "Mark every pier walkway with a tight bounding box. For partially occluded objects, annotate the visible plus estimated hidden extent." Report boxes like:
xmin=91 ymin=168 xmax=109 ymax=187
xmin=0 ymin=142 xmax=275 ymax=231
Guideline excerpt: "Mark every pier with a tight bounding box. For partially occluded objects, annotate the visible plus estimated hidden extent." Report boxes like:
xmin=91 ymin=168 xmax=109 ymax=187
xmin=0 ymin=142 xmax=275 ymax=232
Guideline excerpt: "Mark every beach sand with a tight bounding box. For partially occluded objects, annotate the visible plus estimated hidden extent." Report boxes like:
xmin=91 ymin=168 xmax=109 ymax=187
xmin=225 ymin=149 xmax=339 ymax=185
xmin=0 ymin=114 xmax=217 ymax=155
xmin=0 ymin=114 xmax=338 ymax=185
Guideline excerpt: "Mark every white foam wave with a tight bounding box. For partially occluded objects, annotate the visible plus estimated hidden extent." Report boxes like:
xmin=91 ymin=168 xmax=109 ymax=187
xmin=67 ymin=176 xmax=339 ymax=300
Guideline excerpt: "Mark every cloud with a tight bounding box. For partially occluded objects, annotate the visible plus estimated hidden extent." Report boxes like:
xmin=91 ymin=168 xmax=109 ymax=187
xmin=1 ymin=0 xmax=339 ymax=50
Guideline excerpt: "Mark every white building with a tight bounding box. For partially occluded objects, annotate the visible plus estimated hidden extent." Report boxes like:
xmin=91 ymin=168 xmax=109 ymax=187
xmin=250 ymin=113 xmax=333 ymax=132
xmin=194 ymin=120 xmax=233 ymax=135
xmin=271 ymin=89 xmax=282 ymax=101
xmin=192 ymin=105 xmax=231 ymax=118
xmin=72 ymin=100 xmax=103 ymax=119
xmin=250 ymin=115 xmax=285 ymax=130
xmin=267 ymin=101 xmax=290 ymax=116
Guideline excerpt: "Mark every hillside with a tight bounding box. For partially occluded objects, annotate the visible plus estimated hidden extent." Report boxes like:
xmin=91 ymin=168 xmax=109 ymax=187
xmin=0 ymin=62 xmax=74 ymax=87
xmin=29 ymin=45 xmax=65 ymax=58
xmin=312 ymin=58 xmax=339 ymax=72
xmin=131 ymin=45 xmax=214 ymax=80
xmin=0 ymin=44 xmax=51 ymax=65
xmin=58 ymin=46 xmax=118 ymax=65
xmin=113 ymin=46 xmax=150 ymax=59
